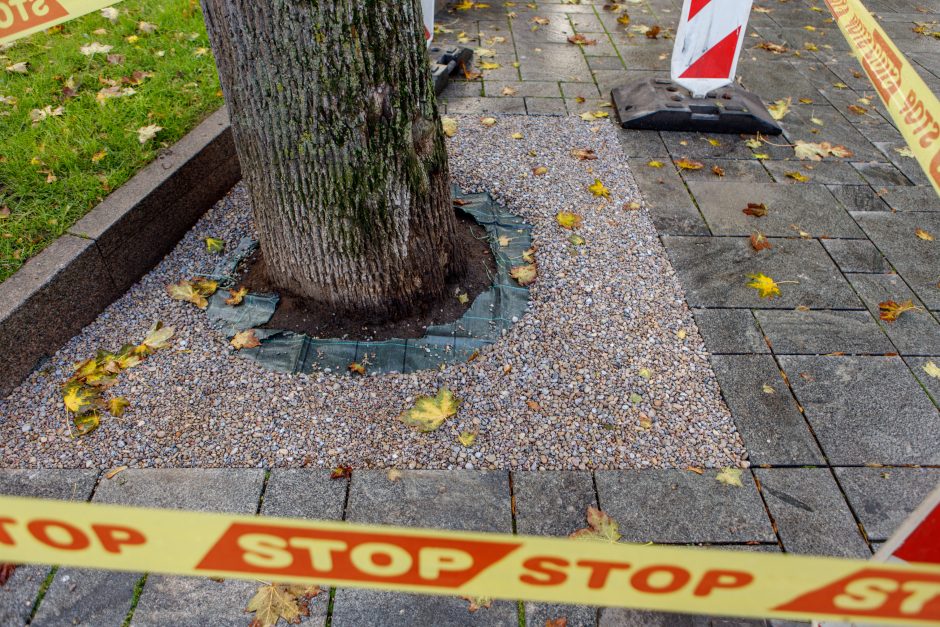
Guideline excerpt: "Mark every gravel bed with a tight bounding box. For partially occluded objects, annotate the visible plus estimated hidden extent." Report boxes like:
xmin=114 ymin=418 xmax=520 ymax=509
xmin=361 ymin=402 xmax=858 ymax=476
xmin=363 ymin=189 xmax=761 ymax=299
xmin=0 ymin=115 xmax=747 ymax=470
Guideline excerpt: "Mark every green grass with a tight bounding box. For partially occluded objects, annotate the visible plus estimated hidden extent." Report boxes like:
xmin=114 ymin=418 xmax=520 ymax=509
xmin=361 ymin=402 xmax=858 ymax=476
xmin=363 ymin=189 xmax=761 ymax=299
xmin=0 ymin=0 xmax=222 ymax=282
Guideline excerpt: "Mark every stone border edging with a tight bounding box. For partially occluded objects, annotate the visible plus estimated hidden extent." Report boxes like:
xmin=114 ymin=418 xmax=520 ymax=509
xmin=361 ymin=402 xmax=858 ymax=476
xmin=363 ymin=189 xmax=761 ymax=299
xmin=0 ymin=106 xmax=239 ymax=398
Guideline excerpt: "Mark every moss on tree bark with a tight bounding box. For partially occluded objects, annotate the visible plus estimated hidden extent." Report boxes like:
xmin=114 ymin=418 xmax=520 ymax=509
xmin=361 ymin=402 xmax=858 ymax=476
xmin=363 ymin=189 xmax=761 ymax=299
xmin=200 ymin=0 xmax=465 ymax=319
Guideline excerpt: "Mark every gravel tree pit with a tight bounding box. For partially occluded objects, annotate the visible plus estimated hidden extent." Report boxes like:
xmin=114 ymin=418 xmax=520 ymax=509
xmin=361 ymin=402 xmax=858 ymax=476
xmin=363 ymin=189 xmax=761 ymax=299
xmin=1 ymin=115 xmax=747 ymax=471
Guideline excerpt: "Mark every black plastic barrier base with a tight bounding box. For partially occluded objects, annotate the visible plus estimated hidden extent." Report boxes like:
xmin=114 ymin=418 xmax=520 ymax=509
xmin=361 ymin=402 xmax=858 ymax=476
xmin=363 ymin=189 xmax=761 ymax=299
xmin=611 ymin=77 xmax=783 ymax=135
xmin=429 ymin=45 xmax=474 ymax=95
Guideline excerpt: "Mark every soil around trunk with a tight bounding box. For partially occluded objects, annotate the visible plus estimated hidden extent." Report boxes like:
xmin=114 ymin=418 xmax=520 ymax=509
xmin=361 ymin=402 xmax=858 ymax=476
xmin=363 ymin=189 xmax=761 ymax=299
xmin=238 ymin=211 xmax=496 ymax=341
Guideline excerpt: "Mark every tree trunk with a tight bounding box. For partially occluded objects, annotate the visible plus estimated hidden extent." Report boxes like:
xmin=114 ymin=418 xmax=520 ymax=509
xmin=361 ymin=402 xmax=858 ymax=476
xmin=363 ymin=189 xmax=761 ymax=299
xmin=200 ymin=0 xmax=465 ymax=319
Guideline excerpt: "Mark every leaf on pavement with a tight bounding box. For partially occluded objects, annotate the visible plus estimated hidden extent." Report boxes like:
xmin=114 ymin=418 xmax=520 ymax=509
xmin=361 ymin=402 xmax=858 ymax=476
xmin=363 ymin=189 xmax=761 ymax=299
xmin=647 ymin=160 xmax=664 ymax=168
xmin=399 ymin=388 xmax=460 ymax=432
xmin=742 ymin=202 xmax=768 ymax=217
xmin=246 ymin=583 xmax=320 ymax=627
xmin=712 ymin=165 xmax=725 ymax=177
xmin=231 ymin=329 xmax=261 ymax=350
xmin=922 ymin=361 xmax=940 ymax=379
xmin=786 ymin=171 xmax=810 ymax=182
xmin=567 ymin=34 xmax=597 ymax=45
xmin=878 ymin=299 xmax=919 ymax=322
xmin=750 ymin=231 xmax=772 ymax=251
xmin=461 ymin=595 xmax=493 ymax=612
xmin=915 ymin=228 xmax=934 ymax=241
xmin=767 ymin=97 xmax=791 ymax=121
xmin=674 ymin=158 xmax=704 ymax=171
xmin=570 ymin=506 xmax=621 ymax=543
xmin=556 ymin=211 xmax=582 ymax=229
xmin=716 ymin=467 xmax=743 ymax=487
xmin=747 ymin=273 xmax=781 ymax=298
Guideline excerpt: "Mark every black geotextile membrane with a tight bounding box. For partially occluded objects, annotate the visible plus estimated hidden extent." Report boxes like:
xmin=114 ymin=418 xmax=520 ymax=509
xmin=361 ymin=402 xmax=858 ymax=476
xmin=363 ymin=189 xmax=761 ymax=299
xmin=205 ymin=186 xmax=532 ymax=374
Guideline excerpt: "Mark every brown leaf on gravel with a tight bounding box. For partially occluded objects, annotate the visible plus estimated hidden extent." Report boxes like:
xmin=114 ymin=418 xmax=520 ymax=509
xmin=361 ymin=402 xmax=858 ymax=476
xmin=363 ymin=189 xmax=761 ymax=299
xmin=0 ymin=563 xmax=16 ymax=586
xmin=231 ymin=329 xmax=261 ymax=350
xmin=743 ymin=202 xmax=768 ymax=217
xmin=510 ymin=263 xmax=537 ymax=286
xmin=570 ymin=148 xmax=597 ymax=160
xmin=348 ymin=362 xmax=366 ymax=375
xmin=526 ymin=400 xmax=542 ymax=411
xmin=750 ymin=231 xmax=772 ymax=251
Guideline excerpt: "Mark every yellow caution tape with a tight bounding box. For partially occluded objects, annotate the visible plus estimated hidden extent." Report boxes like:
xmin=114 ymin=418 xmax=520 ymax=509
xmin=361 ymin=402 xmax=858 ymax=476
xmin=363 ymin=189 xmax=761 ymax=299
xmin=825 ymin=0 xmax=940 ymax=196
xmin=2 ymin=495 xmax=940 ymax=624
xmin=0 ymin=0 xmax=121 ymax=45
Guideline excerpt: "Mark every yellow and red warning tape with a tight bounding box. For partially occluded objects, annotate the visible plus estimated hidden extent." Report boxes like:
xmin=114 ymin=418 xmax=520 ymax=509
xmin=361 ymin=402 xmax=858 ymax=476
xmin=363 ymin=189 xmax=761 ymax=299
xmin=825 ymin=0 xmax=940 ymax=196
xmin=2 ymin=495 xmax=940 ymax=624
xmin=0 ymin=0 xmax=120 ymax=44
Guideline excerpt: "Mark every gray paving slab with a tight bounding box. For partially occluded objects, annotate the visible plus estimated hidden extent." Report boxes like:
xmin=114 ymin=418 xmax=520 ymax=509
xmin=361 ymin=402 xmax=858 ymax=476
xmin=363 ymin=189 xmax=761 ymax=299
xmin=90 ymin=470 xmax=264 ymax=627
xmin=825 ymin=184 xmax=891 ymax=213
xmin=599 ymin=608 xmax=766 ymax=626
xmin=662 ymin=236 xmax=861 ymax=309
xmin=834 ymin=467 xmax=940 ymax=542
xmin=661 ymin=132 xmax=754 ymax=161
xmin=594 ymin=470 xmax=775 ymax=543
xmin=31 ymin=569 xmax=140 ymax=627
xmin=709 ymin=355 xmax=824 ymax=466
xmin=526 ymin=602 xmax=596 ymax=627
xmin=255 ymin=470 xmax=347 ymax=627
xmin=628 ymin=159 xmax=709 ymax=236
xmin=617 ymin=131 xmax=669 ymax=160
xmin=852 ymin=161 xmax=914 ymax=187
xmin=762 ymin=161 xmax=866 ymax=186
xmin=687 ymin=182 xmax=863 ymax=238
xmin=873 ymin=141 xmax=933 ymax=186
xmin=512 ymin=471 xmax=596 ymax=537
xmin=754 ymin=468 xmax=871 ymax=558
xmin=0 ymin=470 xmax=98 ymax=627
xmin=821 ymin=239 xmax=889 ymax=273
xmin=852 ymin=211 xmax=940 ymax=310
xmin=877 ymin=186 xmax=940 ymax=212
xmin=691 ymin=309 xmax=769 ymax=355
xmin=779 ymin=355 xmax=940 ymax=465
xmin=905 ymin=355 xmax=940 ymax=405
xmin=846 ymin=273 xmax=940 ymax=355
xmin=332 ymin=470 xmax=515 ymax=627
xmin=678 ymin=159 xmax=773 ymax=184
xmin=261 ymin=469 xmax=347 ymax=521
xmin=753 ymin=309 xmax=894 ymax=355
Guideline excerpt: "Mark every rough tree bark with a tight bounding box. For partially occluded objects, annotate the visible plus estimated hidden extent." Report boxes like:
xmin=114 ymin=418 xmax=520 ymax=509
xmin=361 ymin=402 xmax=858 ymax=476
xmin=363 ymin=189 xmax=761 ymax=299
xmin=199 ymin=0 xmax=465 ymax=319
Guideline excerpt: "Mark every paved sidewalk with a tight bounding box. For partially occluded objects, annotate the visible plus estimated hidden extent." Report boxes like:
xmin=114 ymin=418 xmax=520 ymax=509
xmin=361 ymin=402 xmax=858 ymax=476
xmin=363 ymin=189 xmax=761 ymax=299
xmin=3 ymin=466 xmax=933 ymax=627
xmin=3 ymin=0 xmax=940 ymax=625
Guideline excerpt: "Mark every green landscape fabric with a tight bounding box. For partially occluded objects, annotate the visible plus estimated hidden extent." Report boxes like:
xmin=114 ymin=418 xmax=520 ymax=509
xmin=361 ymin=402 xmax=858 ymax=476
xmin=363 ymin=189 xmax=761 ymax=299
xmin=205 ymin=186 xmax=532 ymax=374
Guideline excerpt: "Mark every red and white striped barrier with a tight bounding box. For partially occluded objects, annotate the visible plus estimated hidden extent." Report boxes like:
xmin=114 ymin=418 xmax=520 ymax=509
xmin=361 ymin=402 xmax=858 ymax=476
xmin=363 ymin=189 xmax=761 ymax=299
xmin=671 ymin=0 xmax=753 ymax=97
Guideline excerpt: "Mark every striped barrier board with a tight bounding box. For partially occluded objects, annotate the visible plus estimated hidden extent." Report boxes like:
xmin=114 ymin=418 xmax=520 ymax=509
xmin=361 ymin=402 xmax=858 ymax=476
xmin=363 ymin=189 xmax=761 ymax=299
xmin=671 ymin=0 xmax=753 ymax=98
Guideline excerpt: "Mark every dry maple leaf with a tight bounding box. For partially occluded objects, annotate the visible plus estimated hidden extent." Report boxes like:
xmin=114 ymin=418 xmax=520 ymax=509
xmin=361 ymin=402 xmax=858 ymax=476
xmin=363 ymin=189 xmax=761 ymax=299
xmin=674 ymin=158 xmax=704 ymax=171
xmin=847 ymin=104 xmax=867 ymax=115
xmin=767 ymin=97 xmax=791 ymax=121
xmin=647 ymin=160 xmax=664 ymax=168
xmin=756 ymin=41 xmax=788 ymax=53
xmin=922 ymin=361 xmax=940 ymax=379
xmin=461 ymin=595 xmax=493 ymax=612
xmin=330 ymin=465 xmax=352 ymax=479
xmin=750 ymin=231 xmax=772 ymax=251
xmin=441 ymin=116 xmax=458 ymax=137
xmin=63 ymin=383 xmax=98 ymax=414
xmin=231 ymin=329 xmax=261 ymax=350
xmin=522 ymin=247 xmax=536 ymax=263
xmin=204 ymin=237 xmax=224 ymax=254
xmin=545 ymin=618 xmax=568 ymax=627
xmin=879 ymin=299 xmax=919 ymax=322
xmin=570 ymin=506 xmax=621 ymax=543
xmin=533 ymin=166 xmax=548 ymax=176
xmin=786 ymin=171 xmax=810 ymax=182
xmin=743 ymin=202 xmax=768 ymax=217
xmin=246 ymin=583 xmax=319 ymax=627
xmin=138 ymin=322 xmax=174 ymax=354
xmin=348 ymin=362 xmax=366 ymax=375
xmin=916 ymin=228 xmax=934 ymax=241
xmin=588 ymin=178 xmax=610 ymax=198
xmin=226 ymin=287 xmax=249 ymax=306
xmin=645 ymin=25 xmax=661 ymax=38
xmin=399 ymin=388 xmax=460 ymax=432
xmin=747 ymin=273 xmax=781 ymax=298
xmin=107 ymin=397 xmax=130 ymax=417
xmin=480 ymin=116 xmax=497 ymax=127
xmin=570 ymin=148 xmax=597 ymax=160
xmin=556 ymin=211 xmax=582 ymax=229
xmin=567 ymin=34 xmax=597 ymax=45
xmin=712 ymin=165 xmax=725 ymax=177
xmin=137 ymin=124 xmax=162 ymax=144
xmin=458 ymin=430 xmax=478 ymax=446
xmin=716 ymin=467 xmax=743 ymax=487
xmin=510 ymin=263 xmax=537 ymax=286
xmin=0 ymin=563 xmax=17 ymax=587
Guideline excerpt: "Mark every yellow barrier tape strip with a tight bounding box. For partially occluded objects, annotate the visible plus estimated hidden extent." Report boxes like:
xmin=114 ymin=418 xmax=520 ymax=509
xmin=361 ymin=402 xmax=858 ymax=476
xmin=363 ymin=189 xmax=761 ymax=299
xmin=2 ymin=495 xmax=940 ymax=624
xmin=0 ymin=0 xmax=121 ymax=45
xmin=825 ymin=0 xmax=940 ymax=196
